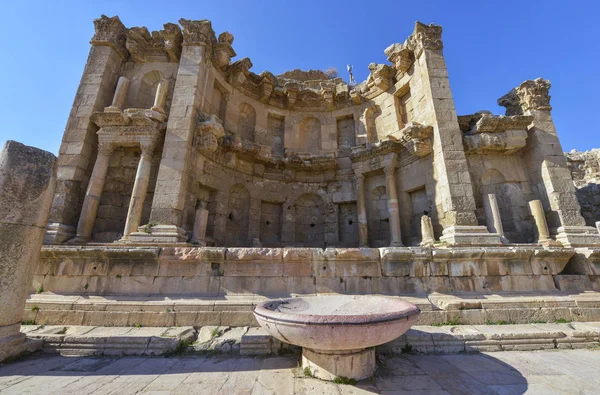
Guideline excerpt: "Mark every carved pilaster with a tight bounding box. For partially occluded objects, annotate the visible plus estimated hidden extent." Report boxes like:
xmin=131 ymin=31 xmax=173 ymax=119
xmin=406 ymin=21 xmax=443 ymax=57
xmin=213 ymin=31 xmax=236 ymax=70
xmin=498 ymin=78 xmax=552 ymax=116
xmin=161 ymin=23 xmax=183 ymax=62
xmin=90 ymin=15 xmax=127 ymax=59
xmin=178 ymin=18 xmax=215 ymax=47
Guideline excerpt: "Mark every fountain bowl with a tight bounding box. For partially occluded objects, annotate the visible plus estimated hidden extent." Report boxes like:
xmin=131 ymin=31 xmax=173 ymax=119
xmin=254 ymin=295 xmax=420 ymax=381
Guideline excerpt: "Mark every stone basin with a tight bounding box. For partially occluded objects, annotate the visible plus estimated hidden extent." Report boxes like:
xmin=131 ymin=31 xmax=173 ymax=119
xmin=254 ymin=295 xmax=420 ymax=381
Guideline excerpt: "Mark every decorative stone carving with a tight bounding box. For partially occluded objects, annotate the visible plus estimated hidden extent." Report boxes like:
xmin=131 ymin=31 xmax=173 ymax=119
xmin=90 ymin=14 xmax=127 ymax=58
xmin=125 ymin=27 xmax=167 ymax=62
xmin=161 ymin=23 xmax=183 ymax=61
xmin=350 ymin=140 xmax=404 ymax=162
xmin=406 ymin=21 xmax=443 ymax=57
xmin=320 ymin=86 xmax=335 ymax=110
xmin=367 ymin=63 xmax=395 ymax=92
xmin=384 ymin=43 xmax=413 ymax=73
xmin=178 ymin=18 xmax=215 ymax=47
xmin=460 ymin=112 xmax=532 ymax=154
xmin=259 ymin=71 xmax=276 ymax=102
xmin=420 ymin=215 xmax=435 ymax=247
xmin=284 ymin=82 xmax=299 ymax=107
xmin=195 ymin=114 xmax=225 ymax=153
xmin=213 ymin=31 xmax=236 ymax=70
xmin=498 ymin=78 xmax=552 ymax=116
xmin=284 ymin=152 xmax=337 ymax=171
xmin=349 ymin=89 xmax=362 ymax=104
xmin=227 ymin=58 xmax=252 ymax=88
xmin=387 ymin=121 xmax=433 ymax=157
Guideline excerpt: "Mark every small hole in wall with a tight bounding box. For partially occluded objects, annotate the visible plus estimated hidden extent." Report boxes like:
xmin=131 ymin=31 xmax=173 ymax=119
xmin=322 ymin=266 xmax=327 ymax=271
xmin=384 ymin=218 xmax=390 ymax=223
xmin=288 ymin=206 xmax=291 ymax=210
xmin=266 ymin=221 xmax=271 ymax=225
xmin=228 ymin=213 xmax=233 ymax=220
xmin=93 ymin=266 xmax=97 ymax=271
xmin=310 ymin=223 xmax=315 ymax=228
xmin=543 ymin=266 xmax=549 ymax=271
xmin=348 ymin=220 xmax=353 ymax=225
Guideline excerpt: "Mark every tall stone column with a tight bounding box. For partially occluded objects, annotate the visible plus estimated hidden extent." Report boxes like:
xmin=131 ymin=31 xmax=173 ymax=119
xmin=122 ymin=142 xmax=154 ymax=238
xmin=151 ymin=79 xmax=169 ymax=113
xmin=191 ymin=200 xmax=209 ymax=245
xmin=0 ymin=141 xmax=56 ymax=362
xmin=105 ymin=76 xmax=130 ymax=112
xmin=483 ymin=193 xmax=506 ymax=242
xmin=499 ymin=78 xmax=600 ymax=247
xmin=355 ymin=172 xmax=369 ymax=247
xmin=384 ymin=163 xmax=403 ymax=247
xmin=406 ymin=22 xmax=500 ymax=246
xmin=46 ymin=15 xmax=127 ymax=244
xmin=70 ymin=142 xmax=114 ymax=243
xmin=529 ymin=199 xmax=552 ymax=245
xmin=147 ymin=19 xmax=215 ymax=242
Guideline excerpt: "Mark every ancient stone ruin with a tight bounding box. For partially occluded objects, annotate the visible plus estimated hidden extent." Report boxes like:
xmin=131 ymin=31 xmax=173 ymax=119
xmin=5 ymin=15 xmax=600 ymax=338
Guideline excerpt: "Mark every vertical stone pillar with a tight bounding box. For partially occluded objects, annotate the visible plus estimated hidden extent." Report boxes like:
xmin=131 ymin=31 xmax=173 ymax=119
xmin=147 ymin=19 xmax=215 ymax=242
xmin=248 ymin=197 xmax=262 ymax=246
xmin=70 ymin=142 xmax=114 ymax=243
xmin=45 ymin=15 xmax=127 ymax=244
xmin=384 ymin=162 xmax=403 ymax=247
xmin=407 ymin=22 xmax=500 ymax=246
xmin=420 ymin=215 xmax=435 ymax=247
xmin=191 ymin=200 xmax=209 ymax=245
xmin=151 ymin=79 xmax=169 ymax=113
xmin=121 ymin=142 xmax=154 ymax=238
xmin=529 ymin=199 xmax=552 ymax=245
xmin=483 ymin=193 xmax=506 ymax=242
xmin=499 ymin=79 xmax=600 ymax=247
xmin=0 ymin=141 xmax=56 ymax=362
xmin=355 ymin=172 xmax=369 ymax=247
xmin=106 ymin=76 xmax=130 ymax=111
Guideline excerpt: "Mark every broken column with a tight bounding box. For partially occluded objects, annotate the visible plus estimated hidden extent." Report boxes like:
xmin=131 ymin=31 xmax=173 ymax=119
xmin=105 ymin=76 xmax=130 ymax=112
xmin=483 ymin=193 xmax=507 ymax=243
xmin=122 ymin=142 xmax=155 ymax=239
xmin=151 ymin=79 xmax=169 ymax=113
xmin=420 ymin=214 xmax=435 ymax=247
xmin=529 ymin=199 xmax=552 ymax=246
xmin=0 ymin=141 xmax=56 ymax=362
xmin=191 ymin=200 xmax=209 ymax=245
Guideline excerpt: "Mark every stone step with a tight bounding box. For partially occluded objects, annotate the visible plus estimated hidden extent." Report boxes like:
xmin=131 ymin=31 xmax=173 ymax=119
xmin=23 ymin=292 xmax=600 ymax=327
xmin=21 ymin=325 xmax=195 ymax=356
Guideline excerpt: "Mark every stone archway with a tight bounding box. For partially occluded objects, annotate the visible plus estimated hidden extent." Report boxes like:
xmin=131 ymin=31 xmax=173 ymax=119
xmin=295 ymin=193 xmax=325 ymax=247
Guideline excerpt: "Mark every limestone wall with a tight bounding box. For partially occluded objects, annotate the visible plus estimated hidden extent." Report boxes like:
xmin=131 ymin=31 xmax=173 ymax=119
xmin=566 ymin=149 xmax=600 ymax=227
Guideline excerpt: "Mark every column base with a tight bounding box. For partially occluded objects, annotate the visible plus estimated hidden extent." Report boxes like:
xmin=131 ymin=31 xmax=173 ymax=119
xmin=440 ymin=225 xmax=503 ymax=246
xmin=126 ymin=224 xmax=188 ymax=244
xmin=390 ymin=241 xmax=404 ymax=247
xmin=302 ymin=347 xmax=375 ymax=382
xmin=555 ymin=226 xmax=600 ymax=248
xmin=44 ymin=223 xmax=76 ymax=244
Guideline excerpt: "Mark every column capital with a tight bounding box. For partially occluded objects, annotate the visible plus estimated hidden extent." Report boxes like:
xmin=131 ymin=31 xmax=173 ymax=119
xmin=498 ymin=78 xmax=552 ymax=116
xmin=97 ymin=142 xmax=116 ymax=157
xmin=354 ymin=171 xmax=364 ymax=181
xmin=406 ymin=21 xmax=443 ymax=57
xmin=383 ymin=164 xmax=396 ymax=176
xmin=90 ymin=15 xmax=127 ymax=59
xmin=178 ymin=18 xmax=215 ymax=47
xmin=140 ymin=141 xmax=157 ymax=156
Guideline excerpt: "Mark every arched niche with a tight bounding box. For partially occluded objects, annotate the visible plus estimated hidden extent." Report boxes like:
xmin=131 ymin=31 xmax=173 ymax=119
xmin=238 ymin=103 xmax=256 ymax=141
xmin=481 ymin=168 xmax=534 ymax=243
xmin=367 ymin=185 xmax=390 ymax=246
xmin=135 ymin=70 xmax=163 ymax=109
xmin=225 ymin=184 xmax=251 ymax=246
xmin=365 ymin=105 xmax=382 ymax=144
xmin=295 ymin=193 xmax=325 ymax=247
xmin=298 ymin=117 xmax=321 ymax=152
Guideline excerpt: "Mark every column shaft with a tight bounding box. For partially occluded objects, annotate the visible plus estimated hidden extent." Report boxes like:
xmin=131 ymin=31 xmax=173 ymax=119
xmin=123 ymin=148 xmax=153 ymax=237
xmin=356 ymin=173 xmax=369 ymax=247
xmin=483 ymin=193 xmax=505 ymax=240
xmin=385 ymin=166 xmax=403 ymax=246
xmin=192 ymin=201 xmax=209 ymax=244
xmin=529 ymin=199 xmax=551 ymax=243
xmin=72 ymin=145 xmax=113 ymax=241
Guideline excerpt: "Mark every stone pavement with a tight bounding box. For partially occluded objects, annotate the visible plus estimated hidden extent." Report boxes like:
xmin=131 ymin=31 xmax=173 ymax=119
xmin=1 ymin=349 xmax=599 ymax=394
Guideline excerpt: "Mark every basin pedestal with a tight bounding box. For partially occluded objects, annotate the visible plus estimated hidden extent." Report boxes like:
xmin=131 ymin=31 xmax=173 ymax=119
xmin=302 ymin=347 xmax=375 ymax=381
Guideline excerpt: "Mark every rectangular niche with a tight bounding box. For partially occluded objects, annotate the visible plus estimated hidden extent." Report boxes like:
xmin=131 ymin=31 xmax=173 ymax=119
xmin=395 ymin=87 xmax=414 ymax=129
xmin=409 ymin=187 xmax=428 ymax=245
xmin=260 ymin=201 xmax=282 ymax=246
xmin=211 ymin=82 xmax=227 ymax=120
xmin=338 ymin=202 xmax=358 ymax=247
xmin=336 ymin=115 xmax=355 ymax=154
xmin=268 ymin=113 xmax=285 ymax=158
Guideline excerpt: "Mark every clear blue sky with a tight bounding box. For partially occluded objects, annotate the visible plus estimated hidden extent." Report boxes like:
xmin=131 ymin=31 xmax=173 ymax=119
xmin=1 ymin=0 xmax=599 ymax=154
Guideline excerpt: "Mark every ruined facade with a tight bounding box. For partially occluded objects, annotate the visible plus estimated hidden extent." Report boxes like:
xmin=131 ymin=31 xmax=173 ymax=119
xmin=43 ymin=16 xmax=600 ymax=250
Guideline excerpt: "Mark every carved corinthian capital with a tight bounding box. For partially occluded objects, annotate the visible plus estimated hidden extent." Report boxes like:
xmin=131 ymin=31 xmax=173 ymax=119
xmin=179 ymin=19 xmax=215 ymax=47
xmin=90 ymin=15 xmax=127 ymax=59
xmin=213 ymin=31 xmax=236 ymax=70
xmin=406 ymin=21 xmax=443 ymax=57
xmin=498 ymin=78 xmax=552 ymax=116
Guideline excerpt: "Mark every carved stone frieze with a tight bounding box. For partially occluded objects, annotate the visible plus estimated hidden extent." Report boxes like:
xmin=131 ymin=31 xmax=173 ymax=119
xmin=391 ymin=122 xmax=433 ymax=157
xmin=90 ymin=15 xmax=127 ymax=59
xmin=161 ymin=23 xmax=183 ymax=62
xmin=384 ymin=43 xmax=413 ymax=73
xmin=125 ymin=27 xmax=168 ymax=63
xmin=213 ymin=31 xmax=236 ymax=70
xmin=259 ymin=71 xmax=277 ymax=102
xmin=194 ymin=114 xmax=225 ymax=153
xmin=283 ymin=152 xmax=337 ymax=171
xmin=178 ymin=18 xmax=215 ymax=47
xmin=350 ymin=140 xmax=404 ymax=162
xmin=227 ymin=58 xmax=253 ymax=88
xmin=406 ymin=21 xmax=443 ymax=57
xmin=460 ymin=112 xmax=533 ymax=154
xmin=498 ymin=78 xmax=552 ymax=116
xmin=366 ymin=63 xmax=395 ymax=92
